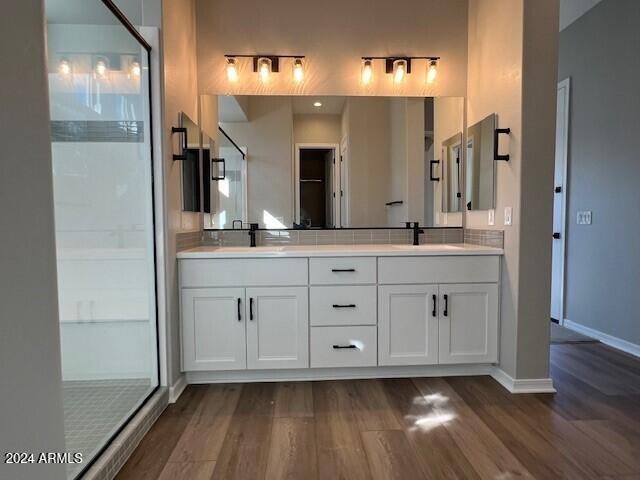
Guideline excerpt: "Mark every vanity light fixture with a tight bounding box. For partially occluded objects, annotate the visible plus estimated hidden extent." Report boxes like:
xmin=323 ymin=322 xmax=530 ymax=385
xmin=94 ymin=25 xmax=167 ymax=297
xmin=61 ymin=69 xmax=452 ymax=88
xmin=392 ymin=59 xmax=408 ymax=83
xmin=257 ymin=57 xmax=273 ymax=83
xmin=58 ymin=58 xmax=71 ymax=76
xmin=293 ymin=57 xmax=304 ymax=83
xmin=130 ymin=60 xmax=141 ymax=78
xmin=94 ymin=58 xmax=108 ymax=79
xmin=426 ymin=59 xmax=438 ymax=84
xmin=361 ymin=58 xmax=373 ymax=85
xmin=226 ymin=57 xmax=239 ymax=82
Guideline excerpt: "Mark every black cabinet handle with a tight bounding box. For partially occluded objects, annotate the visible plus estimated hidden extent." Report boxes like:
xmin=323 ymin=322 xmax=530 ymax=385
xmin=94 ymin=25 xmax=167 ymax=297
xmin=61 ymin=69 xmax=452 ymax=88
xmin=237 ymin=298 xmax=241 ymax=321
xmin=443 ymin=294 xmax=449 ymax=317
xmin=249 ymin=297 xmax=254 ymax=320
xmin=332 ymin=304 xmax=356 ymax=308
xmin=432 ymin=294 xmax=437 ymax=317
xmin=332 ymin=344 xmax=358 ymax=350
xmin=430 ymin=160 xmax=440 ymax=181
xmin=331 ymin=268 xmax=355 ymax=272
xmin=385 ymin=200 xmax=404 ymax=206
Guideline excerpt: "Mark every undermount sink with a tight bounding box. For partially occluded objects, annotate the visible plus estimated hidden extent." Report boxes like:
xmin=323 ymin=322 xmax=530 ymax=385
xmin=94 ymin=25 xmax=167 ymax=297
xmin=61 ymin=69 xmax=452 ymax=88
xmin=212 ymin=246 xmax=286 ymax=253
xmin=391 ymin=244 xmax=464 ymax=251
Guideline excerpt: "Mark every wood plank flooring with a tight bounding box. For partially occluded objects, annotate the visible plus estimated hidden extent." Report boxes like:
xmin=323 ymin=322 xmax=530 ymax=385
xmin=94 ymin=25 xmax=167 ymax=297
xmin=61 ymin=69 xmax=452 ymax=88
xmin=116 ymin=343 xmax=640 ymax=479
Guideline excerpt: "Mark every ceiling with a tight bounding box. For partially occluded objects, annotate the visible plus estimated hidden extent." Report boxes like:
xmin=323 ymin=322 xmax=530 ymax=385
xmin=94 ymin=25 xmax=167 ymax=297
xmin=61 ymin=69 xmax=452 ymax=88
xmin=559 ymin=0 xmax=603 ymax=30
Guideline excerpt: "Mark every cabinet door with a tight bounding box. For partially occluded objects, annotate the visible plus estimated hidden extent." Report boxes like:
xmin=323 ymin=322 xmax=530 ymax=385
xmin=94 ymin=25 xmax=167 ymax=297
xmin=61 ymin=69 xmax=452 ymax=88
xmin=246 ymin=287 xmax=309 ymax=369
xmin=439 ymin=283 xmax=498 ymax=364
xmin=181 ymin=288 xmax=246 ymax=371
xmin=378 ymin=284 xmax=439 ymax=366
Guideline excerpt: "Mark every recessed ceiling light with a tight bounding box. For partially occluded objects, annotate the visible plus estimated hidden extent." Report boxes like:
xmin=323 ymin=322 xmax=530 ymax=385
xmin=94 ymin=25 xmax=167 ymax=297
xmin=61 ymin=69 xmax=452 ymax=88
xmin=313 ymin=101 xmax=322 ymax=107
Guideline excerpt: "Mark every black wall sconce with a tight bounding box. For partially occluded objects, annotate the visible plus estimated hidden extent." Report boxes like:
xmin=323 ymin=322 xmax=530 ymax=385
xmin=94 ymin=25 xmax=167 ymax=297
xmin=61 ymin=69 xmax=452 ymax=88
xmin=171 ymin=126 xmax=187 ymax=161
xmin=361 ymin=56 xmax=440 ymax=84
xmin=429 ymin=160 xmax=440 ymax=181
xmin=494 ymin=127 xmax=511 ymax=161
xmin=224 ymin=54 xmax=306 ymax=83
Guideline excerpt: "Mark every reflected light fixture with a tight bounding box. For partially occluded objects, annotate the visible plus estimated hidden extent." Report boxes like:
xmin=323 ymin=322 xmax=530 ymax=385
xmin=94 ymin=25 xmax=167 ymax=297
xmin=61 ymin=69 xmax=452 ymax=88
xmin=293 ymin=57 xmax=304 ymax=83
xmin=94 ymin=59 xmax=108 ymax=78
xmin=427 ymin=59 xmax=438 ymax=84
xmin=226 ymin=57 xmax=238 ymax=82
xmin=258 ymin=57 xmax=272 ymax=83
xmin=313 ymin=101 xmax=322 ymax=107
xmin=130 ymin=60 xmax=141 ymax=78
xmin=58 ymin=58 xmax=71 ymax=76
xmin=361 ymin=58 xmax=373 ymax=85
xmin=393 ymin=59 xmax=407 ymax=83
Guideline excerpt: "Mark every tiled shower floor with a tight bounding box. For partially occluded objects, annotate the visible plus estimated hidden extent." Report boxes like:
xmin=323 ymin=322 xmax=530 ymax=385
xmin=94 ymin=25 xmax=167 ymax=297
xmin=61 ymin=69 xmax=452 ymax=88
xmin=63 ymin=379 xmax=152 ymax=478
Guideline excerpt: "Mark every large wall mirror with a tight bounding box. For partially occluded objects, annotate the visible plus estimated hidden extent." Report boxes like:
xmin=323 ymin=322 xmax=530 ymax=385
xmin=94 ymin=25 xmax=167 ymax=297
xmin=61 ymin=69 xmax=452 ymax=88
xmin=465 ymin=113 xmax=496 ymax=211
xmin=178 ymin=112 xmax=202 ymax=213
xmin=199 ymin=95 xmax=464 ymax=229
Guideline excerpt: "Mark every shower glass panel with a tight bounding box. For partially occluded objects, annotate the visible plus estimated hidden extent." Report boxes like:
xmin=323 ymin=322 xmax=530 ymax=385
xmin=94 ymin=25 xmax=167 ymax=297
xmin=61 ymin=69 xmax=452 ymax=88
xmin=45 ymin=1 xmax=158 ymax=477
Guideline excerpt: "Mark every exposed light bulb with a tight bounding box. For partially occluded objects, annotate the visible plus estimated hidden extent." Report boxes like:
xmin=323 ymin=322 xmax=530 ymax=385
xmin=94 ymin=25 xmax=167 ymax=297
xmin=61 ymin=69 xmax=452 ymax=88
xmin=226 ymin=57 xmax=238 ymax=82
xmin=258 ymin=57 xmax=272 ymax=83
xmin=94 ymin=59 xmax=107 ymax=78
xmin=427 ymin=59 xmax=438 ymax=84
xmin=58 ymin=59 xmax=71 ymax=76
xmin=393 ymin=59 xmax=407 ymax=84
xmin=361 ymin=58 xmax=373 ymax=85
xmin=130 ymin=61 xmax=141 ymax=78
xmin=313 ymin=101 xmax=322 ymax=107
xmin=293 ymin=58 xmax=304 ymax=83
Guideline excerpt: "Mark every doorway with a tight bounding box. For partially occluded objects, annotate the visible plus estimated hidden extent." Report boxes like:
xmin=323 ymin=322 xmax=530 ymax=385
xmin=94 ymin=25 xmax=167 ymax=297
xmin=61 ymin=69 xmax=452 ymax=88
xmin=551 ymin=78 xmax=570 ymax=323
xmin=295 ymin=144 xmax=339 ymax=228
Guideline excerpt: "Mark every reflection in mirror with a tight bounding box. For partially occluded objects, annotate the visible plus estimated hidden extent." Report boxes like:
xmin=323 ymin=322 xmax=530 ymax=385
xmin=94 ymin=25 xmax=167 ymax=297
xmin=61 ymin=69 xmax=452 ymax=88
xmin=466 ymin=113 xmax=496 ymax=211
xmin=199 ymin=95 xmax=464 ymax=228
xmin=179 ymin=112 xmax=201 ymax=213
xmin=442 ymin=133 xmax=463 ymax=213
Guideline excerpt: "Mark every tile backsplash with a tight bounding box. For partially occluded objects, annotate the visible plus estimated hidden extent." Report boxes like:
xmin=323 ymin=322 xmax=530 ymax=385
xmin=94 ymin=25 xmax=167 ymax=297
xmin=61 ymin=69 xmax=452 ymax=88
xmin=463 ymin=229 xmax=504 ymax=248
xmin=197 ymin=227 xmax=464 ymax=249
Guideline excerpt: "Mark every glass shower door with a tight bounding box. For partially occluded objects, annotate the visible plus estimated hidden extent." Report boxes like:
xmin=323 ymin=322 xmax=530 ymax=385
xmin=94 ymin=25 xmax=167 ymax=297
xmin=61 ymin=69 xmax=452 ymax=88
xmin=45 ymin=1 xmax=158 ymax=477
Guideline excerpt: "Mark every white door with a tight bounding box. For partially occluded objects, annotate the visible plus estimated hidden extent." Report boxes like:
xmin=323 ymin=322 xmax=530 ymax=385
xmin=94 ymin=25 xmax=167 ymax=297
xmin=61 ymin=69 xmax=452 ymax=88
xmin=551 ymin=78 xmax=570 ymax=322
xmin=181 ymin=288 xmax=246 ymax=371
xmin=378 ymin=284 xmax=439 ymax=366
xmin=438 ymin=284 xmax=498 ymax=364
xmin=246 ymin=287 xmax=309 ymax=369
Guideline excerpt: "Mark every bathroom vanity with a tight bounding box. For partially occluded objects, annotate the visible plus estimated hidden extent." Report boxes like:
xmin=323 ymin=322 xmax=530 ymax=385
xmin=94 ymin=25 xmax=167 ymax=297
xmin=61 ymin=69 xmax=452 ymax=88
xmin=177 ymin=244 xmax=502 ymax=382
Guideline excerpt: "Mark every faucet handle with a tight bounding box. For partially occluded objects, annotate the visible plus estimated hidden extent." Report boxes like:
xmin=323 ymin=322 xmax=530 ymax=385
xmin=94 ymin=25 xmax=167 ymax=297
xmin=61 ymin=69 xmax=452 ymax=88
xmin=249 ymin=223 xmax=259 ymax=231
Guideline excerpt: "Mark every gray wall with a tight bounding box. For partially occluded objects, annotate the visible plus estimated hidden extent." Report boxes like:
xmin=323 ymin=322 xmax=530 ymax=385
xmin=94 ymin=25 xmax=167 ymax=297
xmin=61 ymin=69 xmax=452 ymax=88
xmin=0 ymin=1 xmax=66 ymax=479
xmin=558 ymin=0 xmax=640 ymax=345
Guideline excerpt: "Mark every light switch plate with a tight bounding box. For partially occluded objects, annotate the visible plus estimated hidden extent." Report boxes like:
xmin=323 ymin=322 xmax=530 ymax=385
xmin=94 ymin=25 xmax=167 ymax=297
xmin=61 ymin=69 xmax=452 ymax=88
xmin=504 ymin=207 xmax=513 ymax=226
xmin=577 ymin=211 xmax=592 ymax=225
xmin=488 ymin=209 xmax=495 ymax=226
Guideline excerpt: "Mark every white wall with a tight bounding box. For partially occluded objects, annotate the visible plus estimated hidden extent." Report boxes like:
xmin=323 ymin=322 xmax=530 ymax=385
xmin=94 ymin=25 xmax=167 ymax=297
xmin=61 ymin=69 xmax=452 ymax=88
xmin=196 ymin=0 xmax=468 ymax=97
xmin=0 ymin=0 xmax=66 ymax=478
xmin=293 ymin=114 xmax=341 ymax=144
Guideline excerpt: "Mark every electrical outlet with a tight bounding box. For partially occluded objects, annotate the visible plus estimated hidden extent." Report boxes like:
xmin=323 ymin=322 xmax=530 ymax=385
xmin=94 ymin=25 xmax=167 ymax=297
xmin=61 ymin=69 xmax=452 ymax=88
xmin=488 ymin=209 xmax=495 ymax=226
xmin=504 ymin=207 xmax=513 ymax=226
xmin=577 ymin=211 xmax=592 ymax=225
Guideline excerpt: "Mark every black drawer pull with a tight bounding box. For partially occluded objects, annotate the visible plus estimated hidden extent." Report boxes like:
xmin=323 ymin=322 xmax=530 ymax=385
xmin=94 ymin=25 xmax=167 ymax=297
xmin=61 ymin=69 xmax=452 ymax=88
xmin=249 ymin=297 xmax=254 ymax=320
xmin=443 ymin=294 xmax=449 ymax=317
xmin=432 ymin=294 xmax=437 ymax=317
xmin=332 ymin=304 xmax=356 ymax=308
xmin=237 ymin=298 xmax=241 ymax=321
xmin=332 ymin=344 xmax=359 ymax=350
xmin=331 ymin=268 xmax=355 ymax=272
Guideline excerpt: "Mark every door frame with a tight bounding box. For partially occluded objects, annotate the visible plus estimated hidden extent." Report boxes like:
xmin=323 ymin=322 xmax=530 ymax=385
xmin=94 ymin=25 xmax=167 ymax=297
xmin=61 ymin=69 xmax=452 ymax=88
xmin=294 ymin=143 xmax=340 ymax=225
xmin=552 ymin=77 xmax=570 ymax=324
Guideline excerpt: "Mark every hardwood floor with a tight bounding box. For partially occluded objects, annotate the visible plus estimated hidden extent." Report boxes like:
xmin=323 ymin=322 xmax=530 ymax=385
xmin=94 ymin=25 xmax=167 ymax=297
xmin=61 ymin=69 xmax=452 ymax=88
xmin=116 ymin=343 xmax=640 ymax=479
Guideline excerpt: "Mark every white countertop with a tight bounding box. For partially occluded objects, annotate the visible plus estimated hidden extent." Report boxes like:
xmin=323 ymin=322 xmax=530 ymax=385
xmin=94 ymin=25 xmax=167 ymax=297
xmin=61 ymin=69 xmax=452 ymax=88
xmin=177 ymin=243 xmax=503 ymax=259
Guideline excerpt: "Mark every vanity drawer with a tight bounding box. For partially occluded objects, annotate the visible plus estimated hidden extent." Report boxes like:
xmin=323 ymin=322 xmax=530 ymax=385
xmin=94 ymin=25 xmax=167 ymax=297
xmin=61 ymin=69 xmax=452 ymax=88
xmin=180 ymin=258 xmax=308 ymax=287
xmin=310 ymin=286 xmax=377 ymax=326
xmin=310 ymin=326 xmax=377 ymax=368
xmin=378 ymin=256 xmax=500 ymax=284
xmin=309 ymin=257 xmax=376 ymax=285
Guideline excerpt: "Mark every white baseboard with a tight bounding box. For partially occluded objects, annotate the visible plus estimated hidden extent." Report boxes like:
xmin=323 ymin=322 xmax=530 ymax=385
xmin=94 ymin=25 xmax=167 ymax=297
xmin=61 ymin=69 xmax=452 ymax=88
xmin=564 ymin=319 xmax=640 ymax=358
xmin=169 ymin=374 xmax=187 ymax=403
xmin=186 ymin=364 xmax=493 ymax=384
xmin=490 ymin=367 xmax=556 ymax=393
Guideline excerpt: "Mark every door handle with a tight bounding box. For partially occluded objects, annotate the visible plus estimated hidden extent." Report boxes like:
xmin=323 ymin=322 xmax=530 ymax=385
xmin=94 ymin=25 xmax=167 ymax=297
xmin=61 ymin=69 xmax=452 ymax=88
xmin=332 ymin=304 xmax=356 ymax=308
xmin=432 ymin=294 xmax=437 ymax=317
xmin=331 ymin=268 xmax=355 ymax=272
xmin=249 ymin=297 xmax=254 ymax=320
xmin=443 ymin=294 xmax=449 ymax=317
xmin=430 ymin=160 xmax=440 ymax=181
xmin=553 ymin=232 xmax=561 ymax=239
xmin=237 ymin=298 xmax=241 ymax=321
xmin=332 ymin=344 xmax=358 ymax=350
xmin=554 ymin=186 xmax=562 ymax=193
